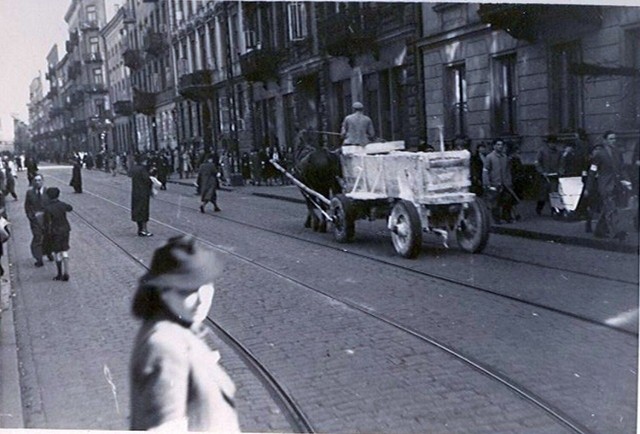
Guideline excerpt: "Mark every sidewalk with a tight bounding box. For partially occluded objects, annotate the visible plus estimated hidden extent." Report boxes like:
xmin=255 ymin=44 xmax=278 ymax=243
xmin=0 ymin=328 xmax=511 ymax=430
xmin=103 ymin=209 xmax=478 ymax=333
xmin=169 ymin=177 xmax=639 ymax=255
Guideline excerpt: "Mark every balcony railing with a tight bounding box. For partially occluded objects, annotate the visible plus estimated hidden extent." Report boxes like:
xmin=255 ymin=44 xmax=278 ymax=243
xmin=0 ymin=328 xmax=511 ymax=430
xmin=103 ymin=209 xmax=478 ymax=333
xmin=133 ymin=88 xmax=157 ymax=116
xmin=113 ymin=100 xmax=134 ymax=116
xmin=67 ymin=61 xmax=82 ymax=80
xmin=477 ymin=4 xmax=602 ymax=42
xmin=239 ymin=48 xmax=283 ymax=83
xmin=143 ymin=32 xmax=166 ymax=56
xmin=123 ymin=48 xmax=144 ymax=70
xmin=84 ymin=84 xmax=108 ymax=94
xmin=318 ymin=6 xmax=380 ymax=60
xmin=178 ymin=70 xmax=215 ymax=102
xmin=83 ymin=52 xmax=103 ymax=63
xmin=80 ymin=19 xmax=99 ymax=31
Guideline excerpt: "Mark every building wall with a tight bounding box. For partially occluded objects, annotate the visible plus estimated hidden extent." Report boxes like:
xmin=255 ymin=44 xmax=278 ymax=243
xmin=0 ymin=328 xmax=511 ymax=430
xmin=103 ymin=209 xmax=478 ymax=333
xmin=420 ymin=4 xmax=640 ymax=163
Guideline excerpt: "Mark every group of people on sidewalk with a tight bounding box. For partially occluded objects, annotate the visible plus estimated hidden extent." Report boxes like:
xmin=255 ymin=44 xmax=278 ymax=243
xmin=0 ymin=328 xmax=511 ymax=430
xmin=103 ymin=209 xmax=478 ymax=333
xmin=16 ymin=155 xmax=240 ymax=431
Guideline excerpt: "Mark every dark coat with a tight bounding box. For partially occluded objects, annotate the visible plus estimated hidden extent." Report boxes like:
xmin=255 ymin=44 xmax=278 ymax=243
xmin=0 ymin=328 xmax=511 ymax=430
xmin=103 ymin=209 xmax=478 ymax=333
xmin=70 ymin=162 xmax=82 ymax=192
xmin=25 ymin=187 xmax=49 ymax=222
xmin=43 ymin=199 xmax=73 ymax=252
xmin=198 ymin=161 xmax=218 ymax=203
xmin=588 ymin=144 xmax=627 ymax=197
xmin=131 ymin=164 xmax=152 ymax=223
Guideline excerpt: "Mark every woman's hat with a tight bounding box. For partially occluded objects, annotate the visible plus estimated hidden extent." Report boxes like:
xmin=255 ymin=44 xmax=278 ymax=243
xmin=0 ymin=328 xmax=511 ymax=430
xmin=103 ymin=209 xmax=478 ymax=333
xmin=140 ymin=235 xmax=222 ymax=291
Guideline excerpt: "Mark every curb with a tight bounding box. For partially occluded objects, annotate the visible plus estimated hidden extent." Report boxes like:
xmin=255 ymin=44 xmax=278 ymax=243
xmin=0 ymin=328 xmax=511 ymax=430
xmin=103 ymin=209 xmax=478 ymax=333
xmin=249 ymin=191 xmax=639 ymax=255
xmin=0 ymin=245 xmax=24 ymax=429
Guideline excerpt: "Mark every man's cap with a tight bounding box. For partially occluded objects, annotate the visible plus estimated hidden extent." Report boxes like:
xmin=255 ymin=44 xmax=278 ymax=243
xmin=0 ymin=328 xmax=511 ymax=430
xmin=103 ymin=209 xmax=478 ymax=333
xmin=352 ymin=102 xmax=364 ymax=110
xmin=139 ymin=235 xmax=222 ymax=291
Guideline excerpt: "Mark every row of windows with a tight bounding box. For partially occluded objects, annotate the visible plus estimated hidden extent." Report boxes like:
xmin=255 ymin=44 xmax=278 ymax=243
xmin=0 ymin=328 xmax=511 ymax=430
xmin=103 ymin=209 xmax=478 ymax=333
xmin=445 ymin=27 xmax=639 ymax=138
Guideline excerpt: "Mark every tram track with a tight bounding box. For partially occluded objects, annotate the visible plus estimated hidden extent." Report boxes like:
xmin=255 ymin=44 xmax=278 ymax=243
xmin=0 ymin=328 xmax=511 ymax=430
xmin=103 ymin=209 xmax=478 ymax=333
xmin=54 ymin=172 xmax=637 ymax=338
xmin=63 ymin=185 xmax=596 ymax=434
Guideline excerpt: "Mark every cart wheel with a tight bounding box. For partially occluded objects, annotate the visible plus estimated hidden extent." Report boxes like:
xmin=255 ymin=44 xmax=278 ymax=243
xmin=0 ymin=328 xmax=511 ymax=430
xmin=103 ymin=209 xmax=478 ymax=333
xmin=331 ymin=194 xmax=355 ymax=243
xmin=389 ymin=200 xmax=422 ymax=259
xmin=456 ymin=197 xmax=490 ymax=253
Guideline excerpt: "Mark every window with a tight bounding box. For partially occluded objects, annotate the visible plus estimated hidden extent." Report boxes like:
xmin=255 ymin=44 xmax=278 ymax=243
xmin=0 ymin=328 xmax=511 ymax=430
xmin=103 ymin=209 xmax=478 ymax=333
xmin=95 ymin=98 xmax=105 ymax=117
xmin=550 ymin=42 xmax=581 ymax=133
xmin=86 ymin=5 xmax=97 ymax=22
xmin=288 ymin=2 xmax=308 ymax=41
xmin=445 ymin=63 xmax=467 ymax=138
xmin=93 ymin=68 xmax=104 ymax=85
xmin=89 ymin=36 xmax=99 ymax=54
xmin=492 ymin=53 xmax=518 ymax=135
xmin=625 ymin=28 xmax=640 ymax=128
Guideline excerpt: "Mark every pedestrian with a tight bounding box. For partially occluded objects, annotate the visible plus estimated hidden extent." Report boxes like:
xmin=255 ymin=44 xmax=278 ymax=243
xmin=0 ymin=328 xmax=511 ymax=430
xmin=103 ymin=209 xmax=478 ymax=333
xmin=25 ymin=156 xmax=38 ymax=185
xmin=535 ymin=135 xmax=562 ymax=216
xmin=3 ymin=160 xmax=17 ymax=200
xmin=24 ymin=173 xmax=53 ymax=266
xmin=470 ymin=142 xmax=487 ymax=196
xmin=129 ymin=234 xmax=240 ymax=432
xmin=584 ymin=130 xmax=632 ymax=240
xmin=70 ymin=157 xmax=83 ymax=193
xmin=340 ymin=101 xmax=375 ymax=148
xmin=0 ymin=189 xmax=9 ymax=276
xmin=483 ymin=139 xmax=515 ymax=224
xmin=198 ymin=154 xmax=221 ymax=213
xmin=109 ymin=152 xmax=117 ymax=176
xmin=43 ymin=187 xmax=73 ymax=281
xmin=130 ymin=156 xmax=153 ymax=237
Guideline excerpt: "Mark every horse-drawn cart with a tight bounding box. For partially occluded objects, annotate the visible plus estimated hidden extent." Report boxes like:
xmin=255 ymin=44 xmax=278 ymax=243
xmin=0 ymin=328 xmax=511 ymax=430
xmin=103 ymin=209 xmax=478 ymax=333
xmin=271 ymin=141 xmax=490 ymax=258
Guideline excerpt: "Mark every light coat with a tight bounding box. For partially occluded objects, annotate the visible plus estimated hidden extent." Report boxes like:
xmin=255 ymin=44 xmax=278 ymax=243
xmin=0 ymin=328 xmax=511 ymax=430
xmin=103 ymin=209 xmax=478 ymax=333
xmin=341 ymin=112 xmax=375 ymax=146
xmin=482 ymin=151 xmax=512 ymax=188
xmin=130 ymin=318 xmax=240 ymax=432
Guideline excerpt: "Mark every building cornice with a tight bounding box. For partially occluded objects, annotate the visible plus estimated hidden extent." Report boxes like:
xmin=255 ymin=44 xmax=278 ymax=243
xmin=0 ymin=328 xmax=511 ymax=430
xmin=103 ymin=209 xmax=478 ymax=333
xmin=415 ymin=22 xmax=492 ymax=50
xmin=64 ymin=0 xmax=80 ymax=23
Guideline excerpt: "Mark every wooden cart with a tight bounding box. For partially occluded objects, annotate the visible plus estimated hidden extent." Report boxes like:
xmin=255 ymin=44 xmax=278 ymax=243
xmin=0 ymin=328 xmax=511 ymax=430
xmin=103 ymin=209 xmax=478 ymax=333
xmin=271 ymin=141 xmax=490 ymax=258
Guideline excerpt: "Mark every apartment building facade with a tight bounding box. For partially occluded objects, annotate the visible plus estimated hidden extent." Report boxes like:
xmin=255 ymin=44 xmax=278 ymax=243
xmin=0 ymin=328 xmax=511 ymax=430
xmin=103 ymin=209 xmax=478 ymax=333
xmin=418 ymin=3 xmax=640 ymax=162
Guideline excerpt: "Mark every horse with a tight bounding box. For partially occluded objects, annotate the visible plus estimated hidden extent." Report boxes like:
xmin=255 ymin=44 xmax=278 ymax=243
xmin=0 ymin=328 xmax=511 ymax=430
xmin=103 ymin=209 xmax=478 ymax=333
xmin=294 ymin=143 xmax=342 ymax=233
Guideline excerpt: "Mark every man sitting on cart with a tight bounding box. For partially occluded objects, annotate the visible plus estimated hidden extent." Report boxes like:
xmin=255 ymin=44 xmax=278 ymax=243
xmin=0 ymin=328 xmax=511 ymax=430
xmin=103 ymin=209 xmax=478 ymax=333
xmin=341 ymin=102 xmax=375 ymax=149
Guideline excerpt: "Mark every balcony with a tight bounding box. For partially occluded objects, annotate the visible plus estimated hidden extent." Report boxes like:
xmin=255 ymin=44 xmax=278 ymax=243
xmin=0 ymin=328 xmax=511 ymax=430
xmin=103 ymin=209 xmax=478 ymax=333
xmin=83 ymin=52 xmax=103 ymax=64
xmin=113 ymin=100 xmax=133 ymax=116
xmin=50 ymin=107 xmax=66 ymax=118
xmin=80 ymin=19 xmax=100 ymax=31
xmin=67 ymin=61 xmax=82 ymax=80
xmin=123 ymin=48 xmax=144 ymax=70
xmin=319 ymin=7 xmax=380 ymax=62
xmin=84 ymin=84 xmax=108 ymax=94
xmin=178 ymin=70 xmax=215 ymax=102
xmin=123 ymin=7 xmax=135 ymax=24
xmin=239 ymin=48 xmax=283 ymax=83
xmin=133 ymin=88 xmax=156 ymax=116
xmin=143 ymin=32 xmax=166 ymax=56
xmin=477 ymin=4 xmax=602 ymax=42
xmin=46 ymin=87 xmax=58 ymax=100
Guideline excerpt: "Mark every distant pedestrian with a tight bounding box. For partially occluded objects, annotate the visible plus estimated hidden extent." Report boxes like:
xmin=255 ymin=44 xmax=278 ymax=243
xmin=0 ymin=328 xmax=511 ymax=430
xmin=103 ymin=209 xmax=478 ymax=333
xmin=131 ymin=156 xmax=153 ymax=237
xmin=43 ymin=187 xmax=73 ymax=281
xmin=0 ymin=190 xmax=9 ymax=276
xmin=70 ymin=157 xmax=83 ymax=193
xmin=25 ymin=156 xmax=38 ymax=185
xmin=130 ymin=235 xmax=240 ymax=432
xmin=483 ymin=139 xmax=515 ymax=224
xmin=535 ymin=135 xmax=562 ymax=216
xmin=198 ymin=154 xmax=221 ymax=213
xmin=24 ymin=174 xmax=52 ymax=266
xmin=341 ymin=101 xmax=375 ymax=148
xmin=3 ymin=160 xmax=17 ymax=200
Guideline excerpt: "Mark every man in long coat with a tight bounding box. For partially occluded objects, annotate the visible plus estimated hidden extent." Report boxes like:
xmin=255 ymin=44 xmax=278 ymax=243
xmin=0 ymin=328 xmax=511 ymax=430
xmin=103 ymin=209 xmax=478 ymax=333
xmin=483 ymin=140 xmax=514 ymax=224
xmin=535 ymin=135 xmax=562 ymax=215
xmin=70 ymin=157 xmax=82 ymax=193
xmin=131 ymin=156 xmax=153 ymax=237
xmin=24 ymin=173 xmax=52 ymax=265
xmin=585 ymin=131 xmax=631 ymax=240
xmin=198 ymin=154 xmax=221 ymax=213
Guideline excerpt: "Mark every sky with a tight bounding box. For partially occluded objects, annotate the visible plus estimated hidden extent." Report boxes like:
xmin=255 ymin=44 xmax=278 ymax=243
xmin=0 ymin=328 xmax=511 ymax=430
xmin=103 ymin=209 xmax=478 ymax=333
xmin=0 ymin=0 xmax=119 ymax=142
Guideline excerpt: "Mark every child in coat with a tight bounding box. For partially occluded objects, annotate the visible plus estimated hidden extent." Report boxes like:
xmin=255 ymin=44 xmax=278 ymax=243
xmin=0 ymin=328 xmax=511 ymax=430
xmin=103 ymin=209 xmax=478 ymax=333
xmin=43 ymin=187 xmax=73 ymax=281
